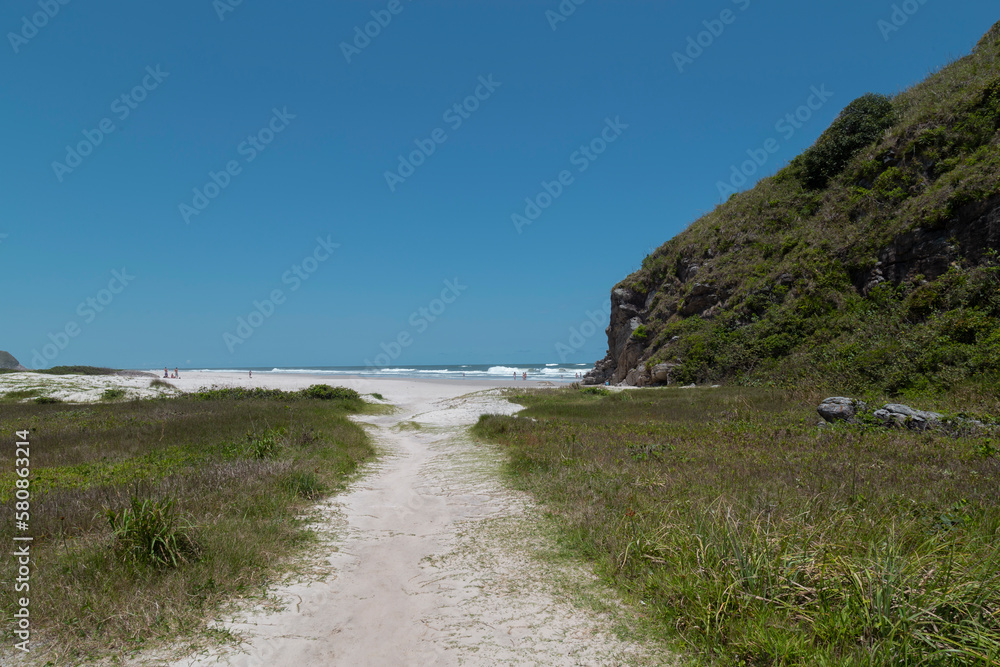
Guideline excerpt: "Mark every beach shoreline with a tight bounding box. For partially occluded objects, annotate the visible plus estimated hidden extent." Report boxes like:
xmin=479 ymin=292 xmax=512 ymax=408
xmin=139 ymin=370 xmax=560 ymax=393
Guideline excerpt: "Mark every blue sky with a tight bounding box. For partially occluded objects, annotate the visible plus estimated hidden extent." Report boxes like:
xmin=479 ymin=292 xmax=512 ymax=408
xmin=2 ymin=1 xmax=996 ymax=369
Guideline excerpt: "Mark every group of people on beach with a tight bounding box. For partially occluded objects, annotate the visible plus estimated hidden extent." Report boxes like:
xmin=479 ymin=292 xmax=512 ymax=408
xmin=163 ymin=367 xmax=179 ymax=379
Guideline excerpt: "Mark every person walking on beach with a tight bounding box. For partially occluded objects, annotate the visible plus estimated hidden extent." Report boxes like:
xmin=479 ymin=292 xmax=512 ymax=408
xmin=164 ymin=367 xmax=168 ymax=378
xmin=175 ymin=367 xmax=179 ymax=379
xmin=249 ymin=370 xmax=252 ymax=380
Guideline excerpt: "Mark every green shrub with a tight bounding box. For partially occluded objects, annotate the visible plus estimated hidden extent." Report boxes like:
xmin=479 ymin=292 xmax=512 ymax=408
xmin=796 ymin=93 xmax=897 ymax=189
xmin=106 ymin=497 xmax=200 ymax=568
xmin=227 ymin=428 xmax=285 ymax=459
xmin=38 ymin=366 xmax=116 ymax=376
xmin=300 ymin=384 xmax=359 ymax=401
xmin=580 ymin=387 xmax=610 ymax=396
xmin=101 ymin=388 xmax=127 ymax=401
xmin=34 ymin=396 xmax=62 ymax=404
xmin=188 ymin=386 xmax=292 ymax=401
xmin=633 ymin=325 xmax=649 ymax=340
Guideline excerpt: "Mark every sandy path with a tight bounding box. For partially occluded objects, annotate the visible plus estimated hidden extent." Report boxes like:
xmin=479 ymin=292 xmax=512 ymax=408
xmin=129 ymin=376 xmax=667 ymax=666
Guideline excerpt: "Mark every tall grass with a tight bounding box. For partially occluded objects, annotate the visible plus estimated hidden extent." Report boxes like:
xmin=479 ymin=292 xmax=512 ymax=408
xmin=475 ymin=386 xmax=1000 ymax=665
xmin=0 ymin=392 xmax=374 ymax=664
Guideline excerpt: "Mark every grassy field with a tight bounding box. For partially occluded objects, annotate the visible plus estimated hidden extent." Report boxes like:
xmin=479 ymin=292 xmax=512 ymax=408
xmin=474 ymin=386 xmax=1000 ymax=666
xmin=0 ymin=386 xmax=376 ymax=665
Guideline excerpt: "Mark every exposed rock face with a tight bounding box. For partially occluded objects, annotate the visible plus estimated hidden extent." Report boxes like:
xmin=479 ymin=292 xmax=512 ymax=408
xmin=0 ymin=351 xmax=27 ymax=371
xmin=679 ymin=283 xmax=718 ymax=316
xmin=858 ymin=195 xmax=1000 ymax=293
xmin=583 ymin=287 xmax=650 ymax=386
xmin=817 ymin=397 xmax=868 ymax=423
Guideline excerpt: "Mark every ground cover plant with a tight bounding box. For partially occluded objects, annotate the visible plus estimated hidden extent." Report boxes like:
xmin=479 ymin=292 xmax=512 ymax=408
xmin=0 ymin=387 xmax=374 ymax=664
xmin=474 ymin=386 xmax=1000 ymax=666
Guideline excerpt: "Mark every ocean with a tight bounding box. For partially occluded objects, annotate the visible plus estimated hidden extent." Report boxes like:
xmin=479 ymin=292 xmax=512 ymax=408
xmin=178 ymin=364 xmax=593 ymax=383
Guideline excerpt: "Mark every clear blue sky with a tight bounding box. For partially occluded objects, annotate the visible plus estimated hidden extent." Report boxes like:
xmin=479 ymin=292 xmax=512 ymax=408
xmin=2 ymin=1 xmax=996 ymax=369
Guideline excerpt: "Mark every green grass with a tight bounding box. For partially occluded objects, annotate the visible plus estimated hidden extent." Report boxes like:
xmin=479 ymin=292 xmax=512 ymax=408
xmin=474 ymin=386 xmax=1000 ymax=666
xmin=0 ymin=391 xmax=375 ymax=664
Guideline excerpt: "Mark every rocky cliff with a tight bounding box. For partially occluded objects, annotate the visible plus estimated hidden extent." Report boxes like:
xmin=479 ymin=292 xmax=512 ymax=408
xmin=0 ymin=351 xmax=27 ymax=371
xmin=586 ymin=21 xmax=1000 ymax=392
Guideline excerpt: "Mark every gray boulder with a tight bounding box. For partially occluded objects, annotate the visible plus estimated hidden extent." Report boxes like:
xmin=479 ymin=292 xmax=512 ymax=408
xmin=650 ymin=362 xmax=677 ymax=384
xmin=873 ymin=403 xmax=945 ymax=430
xmin=817 ymin=397 xmax=868 ymax=423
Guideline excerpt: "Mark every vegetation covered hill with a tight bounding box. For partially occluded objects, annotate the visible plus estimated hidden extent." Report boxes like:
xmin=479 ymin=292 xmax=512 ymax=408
xmin=586 ymin=20 xmax=1000 ymax=398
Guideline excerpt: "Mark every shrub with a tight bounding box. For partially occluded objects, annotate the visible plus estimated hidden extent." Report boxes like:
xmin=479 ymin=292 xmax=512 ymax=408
xmin=188 ymin=386 xmax=292 ymax=401
xmin=796 ymin=93 xmax=897 ymax=189
xmin=34 ymin=396 xmax=62 ymax=404
xmin=38 ymin=366 xmax=116 ymax=376
xmin=300 ymin=384 xmax=360 ymax=401
xmin=633 ymin=325 xmax=649 ymax=340
xmin=101 ymin=388 xmax=127 ymax=401
xmin=227 ymin=428 xmax=285 ymax=459
xmin=580 ymin=387 xmax=610 ymax=396
xmin=106 ymin=497 xmax=200 ymax=568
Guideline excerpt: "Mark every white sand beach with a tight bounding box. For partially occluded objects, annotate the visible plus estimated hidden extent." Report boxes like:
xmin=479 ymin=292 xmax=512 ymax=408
xmin=0 ymin=370 xmax=556 ymax=404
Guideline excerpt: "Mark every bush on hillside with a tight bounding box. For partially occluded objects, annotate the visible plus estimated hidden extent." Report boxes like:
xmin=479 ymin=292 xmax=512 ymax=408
xmin=795 ymin=93 xmax=897 ymax=190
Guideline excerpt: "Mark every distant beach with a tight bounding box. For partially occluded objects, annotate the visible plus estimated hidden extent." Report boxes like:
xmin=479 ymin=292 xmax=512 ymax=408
xmin=156 ymin=364 xmax=592 ymax=384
